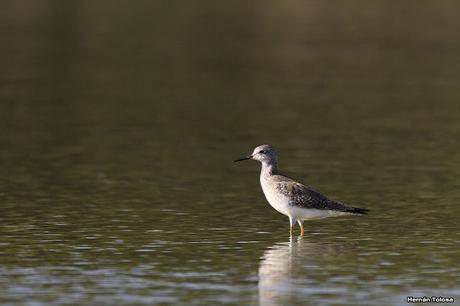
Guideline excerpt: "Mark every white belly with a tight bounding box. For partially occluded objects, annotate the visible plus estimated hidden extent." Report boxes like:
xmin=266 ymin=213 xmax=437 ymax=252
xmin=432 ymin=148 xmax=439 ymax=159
xmin=287 ymin=206 xmax=348 ymax=220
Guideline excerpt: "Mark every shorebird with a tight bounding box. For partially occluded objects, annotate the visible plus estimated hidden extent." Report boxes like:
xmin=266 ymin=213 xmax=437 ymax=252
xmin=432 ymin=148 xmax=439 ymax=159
xmin=234 ymin=144 xmax=368 ymax=236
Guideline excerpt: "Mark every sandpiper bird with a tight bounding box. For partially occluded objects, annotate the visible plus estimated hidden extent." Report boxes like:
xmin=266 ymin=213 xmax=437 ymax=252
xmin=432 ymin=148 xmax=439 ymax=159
xmin=234 ymin=144 xmax=368 ymax=236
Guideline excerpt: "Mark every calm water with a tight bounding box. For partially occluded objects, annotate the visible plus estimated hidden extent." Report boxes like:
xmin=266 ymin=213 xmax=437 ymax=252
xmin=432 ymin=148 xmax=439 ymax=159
xmin=1 ymin=1 xmax=460 ymax=305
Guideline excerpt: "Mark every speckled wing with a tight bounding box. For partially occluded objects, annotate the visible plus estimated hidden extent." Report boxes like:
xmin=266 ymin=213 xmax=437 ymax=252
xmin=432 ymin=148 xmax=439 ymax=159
xmin=275 ymin=178 xmax=367 ymax=214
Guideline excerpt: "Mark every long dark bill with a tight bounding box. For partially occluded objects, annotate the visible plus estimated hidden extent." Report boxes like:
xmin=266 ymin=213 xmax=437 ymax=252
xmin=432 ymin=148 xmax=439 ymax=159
xmin=234 ymin=155 xmax=252 ymax=162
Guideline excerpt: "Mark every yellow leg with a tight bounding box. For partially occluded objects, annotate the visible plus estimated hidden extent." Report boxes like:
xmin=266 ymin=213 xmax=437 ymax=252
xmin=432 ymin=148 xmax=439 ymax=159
xmin=299 ymin=223 xmax=304 ymax=237
xmin=289 ymin=217 xmax=296 ymax=236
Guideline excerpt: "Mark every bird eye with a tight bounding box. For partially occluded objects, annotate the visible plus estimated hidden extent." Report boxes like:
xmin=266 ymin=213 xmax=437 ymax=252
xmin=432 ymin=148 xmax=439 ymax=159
xmin=259 ymin=150 xmax=265 ymax=154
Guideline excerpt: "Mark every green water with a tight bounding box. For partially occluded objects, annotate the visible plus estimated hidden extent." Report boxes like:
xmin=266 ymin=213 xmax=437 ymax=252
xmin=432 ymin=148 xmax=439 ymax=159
xmin=1 ymin=1 xmax=460 ymax=305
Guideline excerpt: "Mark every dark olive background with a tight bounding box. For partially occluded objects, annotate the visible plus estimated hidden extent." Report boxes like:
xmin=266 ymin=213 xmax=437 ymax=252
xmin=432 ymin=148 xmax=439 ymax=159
xmin=1 ymin=1 xmax=459 ymax=305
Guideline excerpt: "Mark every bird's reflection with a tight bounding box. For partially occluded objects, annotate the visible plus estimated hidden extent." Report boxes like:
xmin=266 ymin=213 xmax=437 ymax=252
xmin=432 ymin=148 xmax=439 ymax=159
xmin=258 ymin=237 xmax=340 ymax=306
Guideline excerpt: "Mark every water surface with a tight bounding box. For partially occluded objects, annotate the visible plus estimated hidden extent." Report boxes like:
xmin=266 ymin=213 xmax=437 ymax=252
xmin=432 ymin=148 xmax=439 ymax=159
xmin=1 ymin=1 xmax=460 ymax=305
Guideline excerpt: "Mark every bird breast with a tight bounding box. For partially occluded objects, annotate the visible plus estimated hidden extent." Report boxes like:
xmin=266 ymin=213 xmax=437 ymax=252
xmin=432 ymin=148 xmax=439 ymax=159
xmin=260 ymin=176 xmax=290 ymax=216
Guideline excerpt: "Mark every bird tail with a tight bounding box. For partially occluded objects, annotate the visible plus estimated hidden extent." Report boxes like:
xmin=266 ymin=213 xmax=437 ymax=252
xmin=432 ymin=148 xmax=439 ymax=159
xmin=346 ymin=207 xmax=369 ymax=215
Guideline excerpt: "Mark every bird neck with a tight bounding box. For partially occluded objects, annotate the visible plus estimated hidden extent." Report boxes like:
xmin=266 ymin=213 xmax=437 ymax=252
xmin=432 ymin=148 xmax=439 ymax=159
xmin=261 ymin=161 xmax=279 ymax=177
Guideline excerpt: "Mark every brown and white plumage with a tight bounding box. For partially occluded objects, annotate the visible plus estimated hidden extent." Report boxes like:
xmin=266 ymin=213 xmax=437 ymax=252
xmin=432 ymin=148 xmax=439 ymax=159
xmin=235 ymin=144 xmax=368 ymax=236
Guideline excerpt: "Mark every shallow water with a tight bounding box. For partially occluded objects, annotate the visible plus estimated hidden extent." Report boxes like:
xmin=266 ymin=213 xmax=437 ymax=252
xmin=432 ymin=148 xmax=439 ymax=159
xmin=1 ymin=1 xmax=460 ymax=305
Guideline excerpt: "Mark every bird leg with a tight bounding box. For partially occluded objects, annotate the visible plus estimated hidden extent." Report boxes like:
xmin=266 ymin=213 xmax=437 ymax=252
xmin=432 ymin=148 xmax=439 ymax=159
xmin=297 ymin=220 xmax=304 ymax=237
xmin=289 ymin=217 xmax=295 ymax=236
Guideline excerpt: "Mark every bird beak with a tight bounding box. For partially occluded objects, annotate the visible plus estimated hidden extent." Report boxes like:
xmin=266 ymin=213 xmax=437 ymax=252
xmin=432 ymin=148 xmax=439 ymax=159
xmin=234 ymin=155 xmax=252 ymax=162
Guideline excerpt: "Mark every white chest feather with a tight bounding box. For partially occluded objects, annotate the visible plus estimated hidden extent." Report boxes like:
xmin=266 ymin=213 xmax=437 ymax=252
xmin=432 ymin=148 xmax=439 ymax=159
xmin=260 ymin=176 xmax=290 ymax=216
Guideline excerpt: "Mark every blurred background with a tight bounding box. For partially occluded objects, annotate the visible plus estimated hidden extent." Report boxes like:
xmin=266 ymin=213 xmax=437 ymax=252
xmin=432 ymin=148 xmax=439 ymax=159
xmin=1 ymin=1 xmax=460 ymax=305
